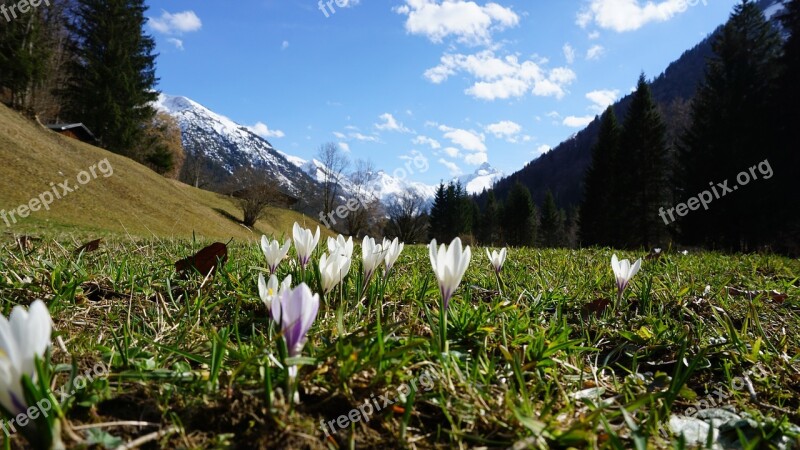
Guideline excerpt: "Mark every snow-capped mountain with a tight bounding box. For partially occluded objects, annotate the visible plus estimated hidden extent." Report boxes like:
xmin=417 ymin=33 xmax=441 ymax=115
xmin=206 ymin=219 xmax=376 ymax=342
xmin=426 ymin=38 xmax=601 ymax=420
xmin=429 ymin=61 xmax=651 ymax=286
xmin=290 ymin=156 xmax=499 ymax=205
xmin=156 ymin=93 xmax=502 ymax=209
xmin=154 ymin=94 xmax=317 ymax=197
xmin=458 ymin=162 xmax=503 ymax=195
xmin=291 ymin=157 xmax=439 ymax=204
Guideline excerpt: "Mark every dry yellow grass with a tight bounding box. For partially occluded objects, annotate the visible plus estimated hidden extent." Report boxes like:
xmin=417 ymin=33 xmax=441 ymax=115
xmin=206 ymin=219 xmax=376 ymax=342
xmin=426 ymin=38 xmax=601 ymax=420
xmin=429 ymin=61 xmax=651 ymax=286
xmin=0 ymin=104 xmax=328 ymax=241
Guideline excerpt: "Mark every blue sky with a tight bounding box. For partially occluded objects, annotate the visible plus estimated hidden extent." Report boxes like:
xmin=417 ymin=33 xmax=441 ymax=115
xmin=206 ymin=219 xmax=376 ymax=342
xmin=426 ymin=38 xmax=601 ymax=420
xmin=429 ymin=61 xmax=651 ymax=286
xmin=145 ymin=0 xmax=736 ymax=185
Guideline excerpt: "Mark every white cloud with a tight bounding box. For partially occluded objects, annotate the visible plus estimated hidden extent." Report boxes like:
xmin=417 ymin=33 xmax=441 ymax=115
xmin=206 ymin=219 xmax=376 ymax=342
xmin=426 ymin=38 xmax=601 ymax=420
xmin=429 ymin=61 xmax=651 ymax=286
xmin=586 ymin=89 xmax=619 ymax=112
xmin=546 ymin=111 xmax=561 ymax=119
xmin=413 ymin=135 xmax=442 ymax=149
xmin=535 ymin=144 xmax=552 ymax=155
xmin=438 ymin=158 xmax=463 ymax=176
xmin=563 ymin=43 xmax=576 ymax=64
xmin=563 ymin=115 xmax=596 ymax=128
xmin=167 ymin=38 xmax=184 ymax=50
xmin=443 ymin=147 xmax=460 ymax=158
xmin=425 ymin=50 xmax=576 ymax=101
xmin=588 ymin=30 xmax=601 ymax=39
xmin=339 ymin=142 xmax=351 ymax=152
xmin=464 ymin=151 xmax=488 ymax=165
xmin=333 ymin=131 xmax=346 ymax=139
xmin=486 ymin=120 xmax=521 ymax=140
xmin=248 ymin=122 xmax=285 ymax=138
xmin=586 ymin=45 xmax=605 ymax=60
xmin=438 ymin=125 xmax=486 ymax=152
xmin=281 ymin=40 xmax=289 ymax=50
xmin=350 ymin=132 xmax=380 ymax=142
xmin=375 ymin=113 xmax=411 ymax=133
xmin=149 ymin=10 xmax=202 ymax=35
xmin=577 ymin=0 xmax=696 ymax=33
xmin=394 ymin=0 xmax=519 ymax=46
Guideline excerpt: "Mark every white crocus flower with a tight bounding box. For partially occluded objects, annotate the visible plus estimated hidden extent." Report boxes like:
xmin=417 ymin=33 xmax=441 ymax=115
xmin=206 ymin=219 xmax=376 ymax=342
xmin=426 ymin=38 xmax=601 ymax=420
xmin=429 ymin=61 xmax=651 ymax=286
xmin=261 ymin=236 xmax=291 ymax=275
xmin=0 ymin=300 xmax=52 ymax=417
xmin=319 ymin=252 xmax=352 ymax=294
xmin=611 ymin=254 xmax=642 ymax=296
xmin=382 ymin=238 xmax=404 ymax=273
xmin=485 ymin=248 xmax=507 ymax=274
xmin=327 ymin=235 xmax=354 ymax=259
xmin=362 ymin=236 xmax=386 ymax=282
xmin=292 ymin=223 xmax=320 ymax=269
xmin=258 ymin=273 xmax=292 ymax=313
xmin=429 ymin=237 xmax=472 ymax=309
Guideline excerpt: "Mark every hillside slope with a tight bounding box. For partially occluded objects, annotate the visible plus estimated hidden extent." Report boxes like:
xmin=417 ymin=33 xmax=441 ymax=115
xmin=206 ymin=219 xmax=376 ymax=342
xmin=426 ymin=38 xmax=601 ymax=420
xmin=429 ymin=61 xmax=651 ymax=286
xmin=0 ymin=104 xmax=325 ymax=241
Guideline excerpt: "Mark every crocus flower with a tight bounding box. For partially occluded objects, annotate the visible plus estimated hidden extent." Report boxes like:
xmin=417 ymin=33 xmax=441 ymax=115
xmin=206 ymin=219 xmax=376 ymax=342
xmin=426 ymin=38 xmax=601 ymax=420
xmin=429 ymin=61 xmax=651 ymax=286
xmin=429 ymin=238 xmax=472 ymax=310
xmin=486 ymin=248 xmax=507 ymax=274
xmin=319 ymin=251 xmax=352 ymax=294
xmin=0 ymin=300 xmax=51 ymax=417
xmin=258 ymin=273 xmax=292 ymax=312
xmin=327 ymin=235 xmax=354 ymax=259
xmin=362 ymin=236 xmax=386 ymax=282
xmin=383 ymin=238 xmax=404 ymax=273
xmin=271 ymin=283 xmax=319 ymax=378
xmin=261 ymin=236 xmax=291 ymax=275
xmin=292 ymin=223 xmax=320 ymax=269
xmin=611 ymin=254 xmax=642 ymax=296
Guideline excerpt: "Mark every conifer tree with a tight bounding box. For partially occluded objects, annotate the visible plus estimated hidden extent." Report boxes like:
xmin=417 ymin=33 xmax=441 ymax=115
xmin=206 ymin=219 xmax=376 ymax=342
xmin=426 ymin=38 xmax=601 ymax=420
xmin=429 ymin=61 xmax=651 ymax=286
xmin=62 ymin=0 xmax=158 ymax=156
xmin=0 ymin=0 xmax=50 ymax=111
xmin=540 ymin=190 xmax=564 ymax=247
xmin=775 ymin=0 xmax=800 ymax=254
xmin=429 ymin=183 xmax=448 ymax=241
xmin=679 ymin=0 xmax=782 ymax=250
xmin=502 ymin=181 xmax=536 ymax=246
xmin=617 ymin=73 xmax=670 ymax=248
xmin=580 ymin=106 xmax=620 ymax=247
xmin=479 ymin=190 xmax=502 ymax=245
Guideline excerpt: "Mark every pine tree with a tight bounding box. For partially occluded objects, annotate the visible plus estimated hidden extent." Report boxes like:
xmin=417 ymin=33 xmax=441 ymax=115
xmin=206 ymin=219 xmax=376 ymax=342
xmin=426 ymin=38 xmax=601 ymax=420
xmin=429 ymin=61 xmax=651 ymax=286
xmin=479 ymin=190 xmax=502 ymax=245
xmin=62 ymin=0 xmax=158 ymax=156
xmin=775 ymin=0 xmax=800 ymax=254
xmin=617 ymin=73 xmax=670 ymax=249
xmin=429 ymin=181 xmax=471 ymax=242
xmin=0 ymin=0 xmax=50 ymax=111
xmin=502 ymin=181 xmax=536 ymax=246
xmin=428 ymin=183 xmax=448 ymax=241
xmin=540 ymin=190 xmax=564 ymax=247
xmin=679 ymin=0 xmax=782 ymax=250
xmin=580 ymin=106 xmax=620 ymax=247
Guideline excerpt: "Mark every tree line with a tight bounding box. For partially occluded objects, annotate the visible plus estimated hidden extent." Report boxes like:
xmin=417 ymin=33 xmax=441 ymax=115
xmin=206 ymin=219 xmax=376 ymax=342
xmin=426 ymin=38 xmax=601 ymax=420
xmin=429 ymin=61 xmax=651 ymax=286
xmin=0 ymin=0 xmax=182 ymax=175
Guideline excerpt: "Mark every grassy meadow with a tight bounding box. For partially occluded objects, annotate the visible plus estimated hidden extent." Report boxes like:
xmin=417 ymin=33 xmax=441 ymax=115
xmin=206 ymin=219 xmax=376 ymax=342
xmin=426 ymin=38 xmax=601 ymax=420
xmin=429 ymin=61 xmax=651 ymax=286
xmin=1 ymin=236 xmax=798 ymax=449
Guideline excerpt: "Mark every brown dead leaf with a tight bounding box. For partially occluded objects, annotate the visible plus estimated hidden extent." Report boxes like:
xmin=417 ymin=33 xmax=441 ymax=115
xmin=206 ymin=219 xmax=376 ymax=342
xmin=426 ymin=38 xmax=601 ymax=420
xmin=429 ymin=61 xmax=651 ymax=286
xmin=175 ymin=242 xmax=228 ymax=278
xmin=726 ymin=286 xmax=788 ymax=304
xmin=74 ymin=238 xmax=102 ymax=254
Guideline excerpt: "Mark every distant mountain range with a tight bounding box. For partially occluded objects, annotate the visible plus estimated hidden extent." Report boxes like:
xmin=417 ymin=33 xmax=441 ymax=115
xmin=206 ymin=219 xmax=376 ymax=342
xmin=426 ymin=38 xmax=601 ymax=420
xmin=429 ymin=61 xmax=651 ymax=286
xmin=485 ymin=0 xmax=785 ymax=210
xmin=155 ymin=93 xmax=504 ymax=208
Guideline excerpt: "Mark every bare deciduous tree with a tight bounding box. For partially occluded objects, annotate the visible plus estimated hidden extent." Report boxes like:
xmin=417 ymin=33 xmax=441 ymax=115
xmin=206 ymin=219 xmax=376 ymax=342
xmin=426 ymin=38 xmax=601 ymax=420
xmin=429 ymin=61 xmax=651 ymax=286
xmin=226 ymin=166 xmax=284 ymax=227
xmin=317 ymin=142 xmax=350 ymax=215
xmin=384 ymin=192 xmax=429 ymax=243
xmin=345 ymin=159 xmax=381 ymax=237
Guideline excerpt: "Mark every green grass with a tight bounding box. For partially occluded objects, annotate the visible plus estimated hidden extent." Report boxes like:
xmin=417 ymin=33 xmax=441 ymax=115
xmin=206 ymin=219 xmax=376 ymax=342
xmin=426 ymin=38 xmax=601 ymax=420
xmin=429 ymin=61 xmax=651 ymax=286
xmin=1 ymin=236 xmax=798 ymax=449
